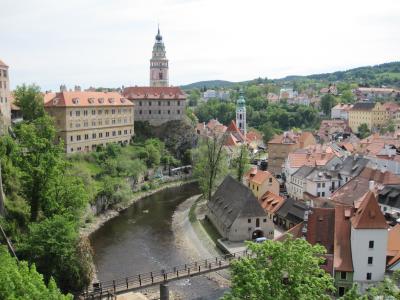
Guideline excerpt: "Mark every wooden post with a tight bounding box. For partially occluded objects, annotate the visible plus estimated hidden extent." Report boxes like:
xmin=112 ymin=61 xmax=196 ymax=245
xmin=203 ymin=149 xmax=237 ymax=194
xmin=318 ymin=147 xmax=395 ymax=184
xmin=160 ymin=283 xmax=169 ymax=300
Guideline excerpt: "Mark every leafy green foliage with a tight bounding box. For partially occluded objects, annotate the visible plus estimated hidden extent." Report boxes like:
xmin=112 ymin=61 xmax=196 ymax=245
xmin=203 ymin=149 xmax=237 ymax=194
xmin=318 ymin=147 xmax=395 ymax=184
xmin=19 ymin=215 xmax=93 ymax=294
xmin=193 ymin=135 xmax=229 ymax=200
xmin=357 ymin=123 xmax=371 ymax=139
xmin=222 ymin=238 xmax=335 ymax=300
xmin=233 ymin=145 xmax=251 ymax=182
xmin=320 ymin=94 xmax=337 ymax=116
xmin=13 ymin=84 xmax=46 ymax=121
xmin=0 ymin=246 xmax=72 ymax=300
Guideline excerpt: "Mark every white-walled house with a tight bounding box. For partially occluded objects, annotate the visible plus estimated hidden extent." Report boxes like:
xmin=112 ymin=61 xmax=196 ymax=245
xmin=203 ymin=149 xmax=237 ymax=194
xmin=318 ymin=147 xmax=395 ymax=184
xmin=350 ymin=192 xmax=388 ymax=291
xmin=207 ymin=175 xmax=274 ymax=242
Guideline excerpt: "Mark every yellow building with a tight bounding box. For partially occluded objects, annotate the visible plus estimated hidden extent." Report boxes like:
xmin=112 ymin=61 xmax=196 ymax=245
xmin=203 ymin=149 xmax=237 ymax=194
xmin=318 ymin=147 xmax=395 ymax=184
xmin=45 ymin=91 xmax=134 ymax=153
xmin=244 ymin=167 xmax=280 ymax=199
xmin=348 ymin=102 xmax=389 ymax=133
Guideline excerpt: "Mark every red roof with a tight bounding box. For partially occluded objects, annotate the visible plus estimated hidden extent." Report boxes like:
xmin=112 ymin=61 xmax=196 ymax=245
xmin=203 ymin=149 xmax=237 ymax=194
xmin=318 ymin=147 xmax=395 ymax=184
xmin=259 ymin=191 xmax=285 ymax=214
xmin=334 ymin=205 xmax=354 ymax=272
xmin=44 ymin=91 xmax=133 ymax=107
xmin=246 ymin=169 xmax=275 ymax=185
xmin=123 ymin=86 xmax=186 ymax=100
xmin=306 ymin=208 xmax=335 ymax=254
xmin=351 ymin=191 xmax=388 ymax=229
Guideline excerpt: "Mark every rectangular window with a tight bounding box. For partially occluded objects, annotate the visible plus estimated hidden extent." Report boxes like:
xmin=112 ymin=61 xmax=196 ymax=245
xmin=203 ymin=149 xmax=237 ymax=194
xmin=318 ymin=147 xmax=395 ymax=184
xmin=77 ymin=135 xmax=81 ymax=141
xmin=269 ymin=178 xmax=272 ymax=183
xmin=92 ymin=110 xmax=96 ymax=115
xmin=70 ymin=136 xmax=73 ymax=142
xmin=369 ymin=241 xmax=374 ymax=249
xmin=317 ymin=192 xmax=320 ymax=197
xmin=340 ymin=272 xmax=346 ymax=280
xmin=317 ymin=183 xmax=321 ymax=188
xmin=99 ymin=133 xmax=103 ymax=138
xmin=338 ymin=287 xmax=345 ymax=297
xmin=139 ymin=110 xmax=142 ymax=115
xmin=139 ymin=101 xmax=142 ymax=106
xmin=149 ymin=101 xmax=152 ymax=106
xmin=177 ymin=101 xmax=180 ymax=106
xmin=149 ymin=110 xmax=152 ymax=115
xmin=158 ymin=101 xmax=161 ymax=106
xmin=168 ymin=101 xmax=170 ymax=106
xmin=366 ymin=273 xmax=372 ymax=280
xmin=321 ymin=192 xmax=325 ymax=197
xmin=248 ymin=219 xmax=251 ymax=223
xmin=177 ymin=110 xmax=180 ymax=114
xmin=92 ymin=133 xmax=96 ymax=139
xmin=368 ymin=257 xmax=373 ymax=264
xmin=84 ymin=134 xmax=89 ymax=140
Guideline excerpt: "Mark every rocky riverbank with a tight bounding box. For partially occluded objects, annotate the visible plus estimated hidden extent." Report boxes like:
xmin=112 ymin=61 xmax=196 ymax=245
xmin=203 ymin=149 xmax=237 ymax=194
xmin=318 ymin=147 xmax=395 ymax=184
xmin=80 ymin=178 xmax=196 ymax=238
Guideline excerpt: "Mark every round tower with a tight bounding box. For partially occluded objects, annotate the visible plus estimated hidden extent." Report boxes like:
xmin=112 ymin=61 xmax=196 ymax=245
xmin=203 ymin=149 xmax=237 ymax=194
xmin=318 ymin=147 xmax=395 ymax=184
xmin=236 ymin=89 xmax=247 ymax=136
xmin=149 ymin=26 xmax=169 ymax=87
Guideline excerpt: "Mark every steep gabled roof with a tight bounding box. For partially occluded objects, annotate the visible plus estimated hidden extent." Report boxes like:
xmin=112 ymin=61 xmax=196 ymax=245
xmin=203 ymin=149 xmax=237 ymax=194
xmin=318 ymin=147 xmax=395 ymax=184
xmin=226 ymin=120 xmax=245 ymax=142
xmin=306 ymin=208 xmax=335 ymax=254
xmin=387 ymin=224 xmax=400 ymax=267
xmin=207 ymin=176 xmax=266 ymax=228
xmin=351 ymin=191 xmax=388 ymax=229
xmin=334 ymin=205 xmax=354 ymax=272
xmin=44 ymin=91 xmax=133 ymax=107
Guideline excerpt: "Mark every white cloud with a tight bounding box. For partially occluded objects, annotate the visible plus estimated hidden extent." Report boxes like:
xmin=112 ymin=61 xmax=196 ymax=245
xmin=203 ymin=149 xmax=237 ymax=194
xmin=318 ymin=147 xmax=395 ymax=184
xmin=1 ymin=0 xmax=399 ymax=90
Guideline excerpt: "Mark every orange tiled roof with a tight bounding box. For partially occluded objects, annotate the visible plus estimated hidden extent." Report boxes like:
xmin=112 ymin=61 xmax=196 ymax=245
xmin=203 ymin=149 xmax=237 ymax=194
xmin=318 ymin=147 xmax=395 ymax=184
xmin=351 ymin=191 xmax=388 ymax=229
xmin=44 ymin=91 xmax=133 ymax=107
xmin=123 ymin=86 xmax=186 ymax=100
xmin=259 ymin=191 xmax=285 ymax=214
xmin=387 ymin=224 xmax=400 ymax=264
xmin=248 ymin=169 xmax=274 ymax=185
xmin=334 ymin=205 xmax=354 ymax=272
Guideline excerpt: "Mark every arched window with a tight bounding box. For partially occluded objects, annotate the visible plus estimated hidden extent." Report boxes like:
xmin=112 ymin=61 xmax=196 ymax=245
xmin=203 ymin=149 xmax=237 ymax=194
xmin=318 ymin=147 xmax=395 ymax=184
xmin=256 ymin=218 xmax=260 ymax=227
xmin=159 ymin=72 xmax=163 ymax=80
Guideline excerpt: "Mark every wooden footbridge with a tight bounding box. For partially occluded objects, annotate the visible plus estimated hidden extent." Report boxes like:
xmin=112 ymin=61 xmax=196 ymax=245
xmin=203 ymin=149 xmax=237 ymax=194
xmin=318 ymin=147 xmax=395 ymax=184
xmin=81 ymin=250 xmax=250 ymax=299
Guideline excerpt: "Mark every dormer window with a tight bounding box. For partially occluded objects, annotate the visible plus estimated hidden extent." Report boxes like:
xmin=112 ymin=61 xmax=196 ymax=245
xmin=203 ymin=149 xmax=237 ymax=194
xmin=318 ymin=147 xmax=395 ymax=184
xmin=53 ymin=98 xmax=59 ymax=105
xmin=120 ymin=98 xmax=126 ymax=103
xmin=98 ymin=98 xmax=104 ymax=104
xmin=88 ymin=97 xmax=95 ymax=104
xmin=108 ymin=98 xmax=115 ymax=104
xmin=72 ymin=98 xmax=80 ymax=105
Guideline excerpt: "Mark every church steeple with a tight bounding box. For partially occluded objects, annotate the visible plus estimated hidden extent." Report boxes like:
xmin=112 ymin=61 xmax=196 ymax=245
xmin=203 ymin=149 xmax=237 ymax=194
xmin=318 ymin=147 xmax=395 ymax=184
xmin=236 ymin=89 xmax=247 ymax=136
xmin=150 ymin=26 xmax=169 ymax=87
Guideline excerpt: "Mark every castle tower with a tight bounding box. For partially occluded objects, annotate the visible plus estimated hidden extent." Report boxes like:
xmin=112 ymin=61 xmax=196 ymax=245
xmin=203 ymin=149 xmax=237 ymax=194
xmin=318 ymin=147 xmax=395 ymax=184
xmin=236 ymin=89 xmax=247 ymax=136
xmin=150 ymin=26 xmax=169 ymax=87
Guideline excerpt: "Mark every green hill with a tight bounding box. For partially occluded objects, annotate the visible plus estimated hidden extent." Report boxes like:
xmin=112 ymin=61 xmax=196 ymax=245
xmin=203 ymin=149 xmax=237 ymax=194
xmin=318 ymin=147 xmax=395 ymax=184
xmin=181 ymin=61 xmax=400 ymax=89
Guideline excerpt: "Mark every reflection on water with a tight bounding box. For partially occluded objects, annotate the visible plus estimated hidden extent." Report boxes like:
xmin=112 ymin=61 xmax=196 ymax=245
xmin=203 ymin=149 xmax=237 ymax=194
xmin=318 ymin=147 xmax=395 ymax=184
xmin=90 ymin=183 xmax=226 ymax=299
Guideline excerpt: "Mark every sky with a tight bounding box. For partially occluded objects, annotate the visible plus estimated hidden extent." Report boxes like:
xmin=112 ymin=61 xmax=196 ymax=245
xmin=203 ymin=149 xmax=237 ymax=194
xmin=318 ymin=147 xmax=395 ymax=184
xmin=1 ymin=0 xmax=399 ymax=91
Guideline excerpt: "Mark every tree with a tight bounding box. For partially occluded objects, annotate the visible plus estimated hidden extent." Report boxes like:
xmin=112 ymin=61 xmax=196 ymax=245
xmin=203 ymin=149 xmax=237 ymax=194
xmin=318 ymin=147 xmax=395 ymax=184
xmin=0 ymin=246 xmax=72 ymax=299
xmin=261 ymin=122 xmax=275 ymax=144
xmin=340 ymin=271 xmax=400 ymax=299
xmin=320 ymin=94 xmax=337 ymax=116
xmin=357 ymin=123 xmax=371 ymax=139
xmin=13 ymin=84 xmax=45 ymax=121
xmin=340 ymin=90 xmax=355 ymax=104
xmin=233 ymin=144 xmax=250 ymax=182
xmin=14 ymin=116 xmax=64 ymax=221
xmin=222 ymin=238 xmax=335 ymax=300
xmin=193 ymin=134 xmax=228 ymax=200
xmin=19 ymin=215 xmax=94 ymax=294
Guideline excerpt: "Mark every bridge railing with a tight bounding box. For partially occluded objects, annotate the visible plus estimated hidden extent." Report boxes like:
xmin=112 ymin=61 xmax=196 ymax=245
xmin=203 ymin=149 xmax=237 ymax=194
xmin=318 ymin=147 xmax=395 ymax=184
xmin=82 ymin=249 xmax=250 ymax=298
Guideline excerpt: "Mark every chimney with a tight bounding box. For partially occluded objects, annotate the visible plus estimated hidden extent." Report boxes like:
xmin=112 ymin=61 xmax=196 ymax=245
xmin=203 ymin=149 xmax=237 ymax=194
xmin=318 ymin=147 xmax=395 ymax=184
xmin=369 ymin=180 xmax=375 ymax=192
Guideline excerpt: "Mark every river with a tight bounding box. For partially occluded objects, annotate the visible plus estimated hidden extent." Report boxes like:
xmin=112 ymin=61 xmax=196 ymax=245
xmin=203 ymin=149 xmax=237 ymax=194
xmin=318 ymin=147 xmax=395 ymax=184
xmin=90 ymin=182 xmax=227 ymax=299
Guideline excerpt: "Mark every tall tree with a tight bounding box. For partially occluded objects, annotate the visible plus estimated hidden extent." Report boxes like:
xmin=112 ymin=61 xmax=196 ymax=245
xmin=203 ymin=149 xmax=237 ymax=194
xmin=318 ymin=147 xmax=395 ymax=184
xmin=320 ymin=94 xmax=337 ymax=117
xmin=193 ymin=134 xmax=228 ymax=200
xmin=19 ymin=215 xmax=94 ymax=294
xmin=0 ymin=246 xmax=72 ymax=299
xmin=222 ymin=238 xmax=335 ymax=300
xmin=357 ymin=123 xmax=371 ymax=139
xmin=14 ymin=84 xmax=46 ymax=121
xmin=15 ymin=115 xmax=64 ymax=221
xmin=234 ymin=144 xmax=250 ymax=182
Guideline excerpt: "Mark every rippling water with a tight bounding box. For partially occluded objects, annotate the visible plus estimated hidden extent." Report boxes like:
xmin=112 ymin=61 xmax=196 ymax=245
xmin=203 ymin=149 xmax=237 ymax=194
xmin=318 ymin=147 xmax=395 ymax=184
xmin=90 ymin=183 xmax=227 ymax=299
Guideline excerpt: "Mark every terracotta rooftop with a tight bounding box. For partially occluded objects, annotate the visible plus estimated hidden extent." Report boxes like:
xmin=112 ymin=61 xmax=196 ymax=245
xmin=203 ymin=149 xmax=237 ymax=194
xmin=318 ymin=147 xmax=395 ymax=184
xmin=387 ymin=224 xmax=400 ymax=266
xmin=274 ymin=222 xmax=303 ymax=242
xmin=123 ymin=86 xmax=186 ymax=100
xmin=246 ymin=169 xmax=274 ymax=185
xmin=334 ymin=205 xmax=354 ymax=272
xmin=287 ymin=146 xmax=337 ymax=168
xmin=259 ymin=191 xmax=285 ymax=214
xmin=331 ymin=167 xmax=400 ymax=206
xmin=44 ymin=91 xmax=133 ymax=107
xmin=306 ymin=208 xmax=335 ymax=254
xmin=332 ymin=103 xmax=353 ymax=111
xmin=351 ymin=191 xmax=388 ymax=229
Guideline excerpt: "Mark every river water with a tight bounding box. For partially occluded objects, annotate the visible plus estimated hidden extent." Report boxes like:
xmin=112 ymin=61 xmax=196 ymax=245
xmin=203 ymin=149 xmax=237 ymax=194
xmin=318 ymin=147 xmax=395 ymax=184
xmin=90 ymin=183 xmax=227 ymax=299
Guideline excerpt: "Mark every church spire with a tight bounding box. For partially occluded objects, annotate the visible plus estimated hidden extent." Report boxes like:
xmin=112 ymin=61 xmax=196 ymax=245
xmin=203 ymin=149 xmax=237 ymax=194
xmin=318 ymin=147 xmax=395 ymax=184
xmin=236 ymin=88 xmax=247 ymax=136
xmin=150 ymin=25 xmax=169 ymax=87
xmin=156 ymin=24 xmax=162 ymax=42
